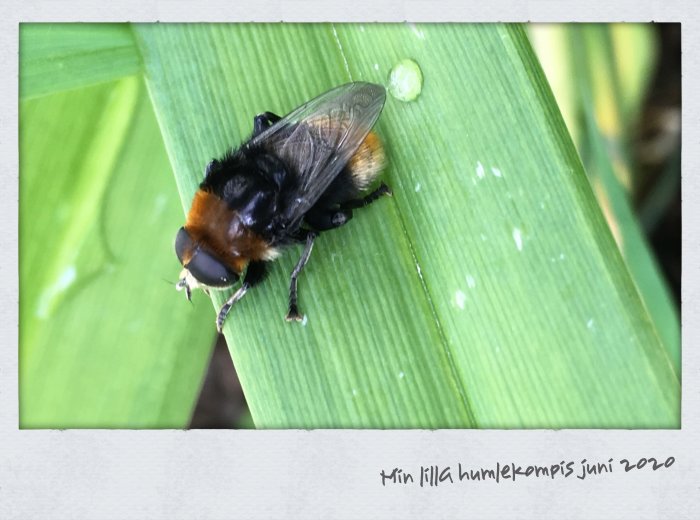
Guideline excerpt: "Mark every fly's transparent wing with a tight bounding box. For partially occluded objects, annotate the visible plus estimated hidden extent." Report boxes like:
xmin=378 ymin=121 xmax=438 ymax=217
xmin=250 ymin=82 xmax=386 ymax=227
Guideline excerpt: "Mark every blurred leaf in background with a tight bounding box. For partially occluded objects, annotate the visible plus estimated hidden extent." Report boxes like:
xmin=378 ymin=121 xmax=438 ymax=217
xmin=20 ymin=23 xmax=142 ymax=100
xmin=19 ymin=73 xmax=216 ymax=427
xmin=530 ymin=23 xmax=681 ymax=374
xmin=19 ymin=23 xmax=680 ymax=430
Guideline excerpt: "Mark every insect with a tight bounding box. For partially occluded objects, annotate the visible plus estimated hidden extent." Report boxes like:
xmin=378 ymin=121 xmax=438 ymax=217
xmin=174 ymin=82 xmax=392 ymax=332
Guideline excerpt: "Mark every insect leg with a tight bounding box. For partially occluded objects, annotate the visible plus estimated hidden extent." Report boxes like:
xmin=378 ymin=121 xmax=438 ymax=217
xmin=340 ymin=182 xmax=393 ymax=209
xmin=286 ymin=231 xmax=317 ymax=322
xmin=216 ymin=261 xmax=267 ymax=332
xmin=303 ymin=207 xmax=353 ymax=231
xmin=252 ymin=112 xmax=282 ymax=136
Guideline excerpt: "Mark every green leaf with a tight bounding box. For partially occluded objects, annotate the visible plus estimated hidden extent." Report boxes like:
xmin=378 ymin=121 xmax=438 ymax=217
xmin=133 ymin=23 xmax=679 ymax=429
xmin=19 ymin=76 xmax=215 ymax=428
xmin=20 ymin=23 xmax=141 ymax=99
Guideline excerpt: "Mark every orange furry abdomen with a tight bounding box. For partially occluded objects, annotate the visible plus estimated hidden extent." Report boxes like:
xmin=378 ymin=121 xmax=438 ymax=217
xmin=348 ymin=131 xmax=385 ymax=190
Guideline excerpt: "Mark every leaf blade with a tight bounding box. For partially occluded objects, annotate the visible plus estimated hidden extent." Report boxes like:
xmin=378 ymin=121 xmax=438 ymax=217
xmin=133 ymin=22 xmax=679 ymax=429
xmin=530 ymin=24 xmax=680 ymax=373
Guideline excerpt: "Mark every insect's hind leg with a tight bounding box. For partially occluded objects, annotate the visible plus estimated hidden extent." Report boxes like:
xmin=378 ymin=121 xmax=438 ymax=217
xmin=340 ymin=182 xmax=392 ymax=210
xmin=286 ymin=231 xmax=317 ymax=322
xmin=301 ymin=182 xmax=393 ymax=232
xmin=252 ymin=112 xmax=282 ymax=136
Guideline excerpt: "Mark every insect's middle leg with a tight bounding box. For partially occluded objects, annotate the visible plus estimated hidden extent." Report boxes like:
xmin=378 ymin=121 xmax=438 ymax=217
xmin=252 ymin=112 xmax=282 ymax=136
xmin=286 ymin=231 xmax=317 ymax=322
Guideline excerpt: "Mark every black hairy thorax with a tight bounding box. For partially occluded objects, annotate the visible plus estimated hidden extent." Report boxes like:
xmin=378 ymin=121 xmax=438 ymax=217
xmin=200 ymin=143 xmax=361 ymax=244
xmin=200 ymin=145 xmax=300 ymax=241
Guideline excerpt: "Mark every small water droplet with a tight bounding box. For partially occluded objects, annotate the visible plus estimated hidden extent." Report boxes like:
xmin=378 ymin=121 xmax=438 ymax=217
xmin=415 ymin=262 xmax=424 ymax=281
xmin=512 ymin=227 xmax=523 ymax=251
xmin=387 ymin=59 xmax=423 ymax=102
xmin=408 ymin=23 xmax=425 ymax=39
xmin=454 ymin=290 xmax=466 ymax=309
xmin=476 ymin=161 xmax=485 ymax=179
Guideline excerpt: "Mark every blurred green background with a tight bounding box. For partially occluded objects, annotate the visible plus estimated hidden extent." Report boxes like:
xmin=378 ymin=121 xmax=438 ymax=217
xmin=19 ymin=23 xmax=680 ymax=429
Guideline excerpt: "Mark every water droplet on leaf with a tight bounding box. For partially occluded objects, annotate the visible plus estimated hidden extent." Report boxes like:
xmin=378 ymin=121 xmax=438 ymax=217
xmin=387 ymin=59 xmax=423 ymax=102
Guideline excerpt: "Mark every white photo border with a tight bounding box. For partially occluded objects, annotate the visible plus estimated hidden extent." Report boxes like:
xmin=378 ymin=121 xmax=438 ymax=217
xmin=2 ymin=1 xmax=698 ymax=518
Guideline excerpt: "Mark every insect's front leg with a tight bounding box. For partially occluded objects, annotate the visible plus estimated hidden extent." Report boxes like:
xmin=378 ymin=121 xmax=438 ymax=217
xmin=252 ymin=111 xmax=282 ymax=136
xmin=286 ymin=230 xmax=317 ymax=322
xmin=216 ymin=261 xmax=267 ymax=332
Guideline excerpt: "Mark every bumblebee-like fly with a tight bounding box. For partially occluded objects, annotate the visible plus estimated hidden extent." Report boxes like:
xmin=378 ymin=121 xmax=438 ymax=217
xmin=175 ymin=82 xmax=391 ymax=331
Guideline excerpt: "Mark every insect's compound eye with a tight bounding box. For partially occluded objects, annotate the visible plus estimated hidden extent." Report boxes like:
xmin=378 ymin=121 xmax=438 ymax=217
xmin=175 ymin=227 xmax=239 ymax=287
xmin=175 ymin=226 xmax=193 ymax=265
xmin=186 ymin=248 xmax=239 ymax=287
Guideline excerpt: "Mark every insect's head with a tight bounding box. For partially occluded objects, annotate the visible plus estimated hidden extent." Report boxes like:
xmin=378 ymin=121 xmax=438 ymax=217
xmin=174 ymin=226 xmax=239 ymax=300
